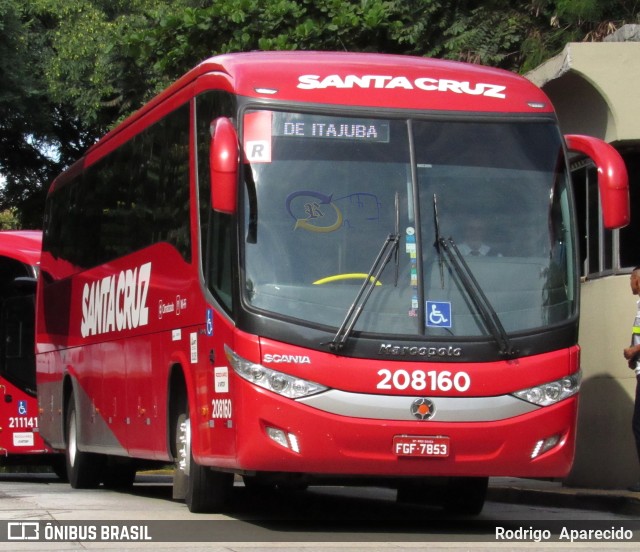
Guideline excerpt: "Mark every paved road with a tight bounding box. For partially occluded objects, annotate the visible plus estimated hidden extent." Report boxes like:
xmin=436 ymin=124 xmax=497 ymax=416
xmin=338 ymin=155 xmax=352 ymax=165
xmin=0 ymin=473 xmax=639 ymax=551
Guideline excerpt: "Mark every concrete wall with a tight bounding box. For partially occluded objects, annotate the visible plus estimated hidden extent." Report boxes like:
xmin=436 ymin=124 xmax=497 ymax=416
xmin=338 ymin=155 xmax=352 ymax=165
xmin=527 ymin=41 xmax=640 ymax=144
xmin=568 ymin=276 xmax=640 ymax=488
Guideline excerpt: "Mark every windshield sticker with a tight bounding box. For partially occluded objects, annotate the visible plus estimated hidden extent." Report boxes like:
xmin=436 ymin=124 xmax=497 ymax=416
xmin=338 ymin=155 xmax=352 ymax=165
xmin=405 ymin=227 xmax=416 ymax=258
xmin=244 ymin=111 xmax=273 ymax=163
xmin=426 ymin=301 xmax=452 ymax=328
xmin=286 ymin=191 xmax=382 ymax=233
xmin=286 ymin=191 xmax=342 ymax=233
xmin=404 ymin=227 xmax=419 ymax=317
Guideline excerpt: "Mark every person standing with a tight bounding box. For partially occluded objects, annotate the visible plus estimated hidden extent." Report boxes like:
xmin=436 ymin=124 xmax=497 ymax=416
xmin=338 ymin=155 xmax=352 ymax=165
xmin=623 ymin=266 xmax=640 ymax=492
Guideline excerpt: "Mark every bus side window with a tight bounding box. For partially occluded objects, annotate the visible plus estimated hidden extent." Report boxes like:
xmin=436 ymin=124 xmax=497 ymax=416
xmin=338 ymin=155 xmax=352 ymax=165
xmin=207 ymin=210 xmax=234 ymax=311
xmin=0 ymin=257 xmax=36 ymax=393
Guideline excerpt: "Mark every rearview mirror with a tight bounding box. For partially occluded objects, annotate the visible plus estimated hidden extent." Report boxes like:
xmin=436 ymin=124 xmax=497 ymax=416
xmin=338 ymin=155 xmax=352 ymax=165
xmin=565 ymin=134 xmax=629 ymax=230
xmin=210 ymin=117 xmax=239 ymax=214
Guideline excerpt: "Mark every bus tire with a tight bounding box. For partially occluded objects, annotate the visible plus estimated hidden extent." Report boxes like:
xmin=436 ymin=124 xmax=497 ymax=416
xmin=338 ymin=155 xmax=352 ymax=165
xmin=174 ymin=413 xmax=233 ymax=513
xmin=442 ymin=476 xmax=488 ymax=515
xmin=65 ymin=395 xmax=103 ymax=489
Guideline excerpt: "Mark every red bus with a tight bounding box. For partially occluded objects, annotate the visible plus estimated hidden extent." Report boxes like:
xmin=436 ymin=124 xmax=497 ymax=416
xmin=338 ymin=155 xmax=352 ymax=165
xmin=0 ymin=231 xmax=56 ymax=467
xmin=35 ymin=52 xmax=629 ymax=513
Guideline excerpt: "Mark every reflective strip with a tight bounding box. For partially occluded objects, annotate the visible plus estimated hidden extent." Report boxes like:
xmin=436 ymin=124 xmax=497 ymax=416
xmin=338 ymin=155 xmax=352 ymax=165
xmin=297 ymin=389 xmax=538 ymax=422
xmin=633 ymin=326 xmax=640 ymax=334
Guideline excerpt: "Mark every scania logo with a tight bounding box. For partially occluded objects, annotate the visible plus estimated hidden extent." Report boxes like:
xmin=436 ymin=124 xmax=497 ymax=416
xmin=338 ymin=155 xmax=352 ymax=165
xmin=411 ymin=398 xmax=435 ymax=421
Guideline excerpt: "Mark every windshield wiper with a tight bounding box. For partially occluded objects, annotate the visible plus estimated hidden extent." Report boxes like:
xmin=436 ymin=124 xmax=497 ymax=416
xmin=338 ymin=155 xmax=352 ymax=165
xmin=438 ymin=236 xmax=517 ymax=358
xmin=329 ymin=193 xmax=400 ymax=352
xmin=432 ymin=194 xmax=445 ymax=288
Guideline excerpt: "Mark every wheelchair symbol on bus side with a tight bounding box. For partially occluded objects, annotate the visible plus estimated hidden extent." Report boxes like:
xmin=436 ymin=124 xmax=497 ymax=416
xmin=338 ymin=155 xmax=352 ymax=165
xmin=426 ymin=301 xmax=452 ymax=328
xmin=18 ymin=400 xmax=28 ymax=416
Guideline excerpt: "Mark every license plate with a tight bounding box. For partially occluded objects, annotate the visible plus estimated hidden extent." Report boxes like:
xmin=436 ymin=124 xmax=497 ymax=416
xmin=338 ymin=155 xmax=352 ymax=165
xmin=393 ymin=435 xmax=450 ymax=457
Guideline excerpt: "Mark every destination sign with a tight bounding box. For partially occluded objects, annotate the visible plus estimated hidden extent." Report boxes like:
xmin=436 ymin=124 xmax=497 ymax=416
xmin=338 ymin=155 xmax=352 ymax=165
xmin=273 ymin=113 xmax=390 ymax=143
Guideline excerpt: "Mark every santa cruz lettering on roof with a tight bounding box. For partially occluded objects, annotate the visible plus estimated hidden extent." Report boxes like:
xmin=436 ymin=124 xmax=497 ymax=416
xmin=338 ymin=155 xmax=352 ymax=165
xmin=81 ymin=262 xmax=151 ymax=338
xmin=297 ymin=74 xmax=506 ymax=99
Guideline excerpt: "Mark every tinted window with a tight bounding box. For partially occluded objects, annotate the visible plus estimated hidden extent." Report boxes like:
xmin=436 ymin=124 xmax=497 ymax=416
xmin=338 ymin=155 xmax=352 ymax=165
xmin=43 ymin=103 xmax=191 ymax=270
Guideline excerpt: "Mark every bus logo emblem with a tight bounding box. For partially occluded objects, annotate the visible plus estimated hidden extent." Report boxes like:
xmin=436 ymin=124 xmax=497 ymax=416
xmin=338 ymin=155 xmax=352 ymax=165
xmin=411 ymin=398 xmax=435 ymax=420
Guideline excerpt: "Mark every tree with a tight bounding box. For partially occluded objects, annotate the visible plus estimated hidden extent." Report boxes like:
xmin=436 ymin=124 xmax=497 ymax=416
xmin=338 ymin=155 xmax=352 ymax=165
xmin=0 ymin=208 xmax=19 ymax=230
xmin=0 ymin=0 xmax=55 ymax=228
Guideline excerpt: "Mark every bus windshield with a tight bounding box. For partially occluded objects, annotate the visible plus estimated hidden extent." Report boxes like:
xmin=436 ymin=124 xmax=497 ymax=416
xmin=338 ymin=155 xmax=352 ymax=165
xmin=241 ymin=109 xmax=576 ymax=339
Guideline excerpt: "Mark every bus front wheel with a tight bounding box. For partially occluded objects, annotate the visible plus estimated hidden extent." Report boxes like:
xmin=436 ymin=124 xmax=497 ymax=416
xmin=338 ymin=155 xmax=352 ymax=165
xmin=173 ymin=413 xmax=233 ymax=513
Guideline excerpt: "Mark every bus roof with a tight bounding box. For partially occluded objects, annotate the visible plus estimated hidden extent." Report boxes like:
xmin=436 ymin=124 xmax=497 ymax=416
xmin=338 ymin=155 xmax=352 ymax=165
xmin=0 ymin=230 xmax=42 ymax=266
xmin=193 ymin=51 xmax=554 ymax=113
xmin=55 ymin=52 xmax=555 ymax=194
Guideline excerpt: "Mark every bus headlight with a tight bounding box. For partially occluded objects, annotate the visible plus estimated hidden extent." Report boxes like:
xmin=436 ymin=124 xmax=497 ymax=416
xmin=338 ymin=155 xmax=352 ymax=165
xmin=224 ymin=345 xmax=328 ymax=399
xmin=512 ymin=371 xmax=581 ymax=407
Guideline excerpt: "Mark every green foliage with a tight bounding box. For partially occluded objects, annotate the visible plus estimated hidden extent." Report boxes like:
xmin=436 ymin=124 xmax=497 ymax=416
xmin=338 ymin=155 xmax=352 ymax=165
xmin=28 ymin=0 xmax=174 ymax=129
xmin=442 ymin=7 xmax=527 ymax=67
xmin=0 ymin=0 xmax=61 ymax=228
xmin=125 ymin=1 xmax=434 ymax=90
xmin=556 ymin=0 xmax=604 ymax=22
xmin=0 ymin=208 xmax=19 ymax=230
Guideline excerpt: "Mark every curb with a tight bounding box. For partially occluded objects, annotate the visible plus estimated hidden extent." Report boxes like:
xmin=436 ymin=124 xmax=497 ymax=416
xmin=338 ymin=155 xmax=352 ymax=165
xmin=488 ymin=479 xmax=640 ymax=516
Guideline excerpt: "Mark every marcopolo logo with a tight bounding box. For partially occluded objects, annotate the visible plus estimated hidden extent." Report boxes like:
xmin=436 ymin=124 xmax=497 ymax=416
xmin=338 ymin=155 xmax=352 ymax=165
xmin=378 ymin=343 xmax=462 ymax=358
xmin=297 ymin=74 xmax=507 ymax=99
xmin=81 ymin=262 xmax=151 ymax=338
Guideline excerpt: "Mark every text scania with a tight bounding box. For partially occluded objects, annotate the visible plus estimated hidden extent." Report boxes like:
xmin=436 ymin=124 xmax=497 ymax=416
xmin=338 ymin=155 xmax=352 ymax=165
xmin=263 ymin=354 xmax=311 ymax=364
xmin=81 ymin=263 xmax=151 ymax=338
xmin=297 ymin=74 xmax=506 ymax=99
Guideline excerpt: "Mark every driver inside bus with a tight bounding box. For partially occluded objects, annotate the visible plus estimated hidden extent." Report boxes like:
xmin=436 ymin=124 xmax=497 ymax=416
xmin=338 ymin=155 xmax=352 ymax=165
xmin=457 ymin=216 xmax=503 ymax=257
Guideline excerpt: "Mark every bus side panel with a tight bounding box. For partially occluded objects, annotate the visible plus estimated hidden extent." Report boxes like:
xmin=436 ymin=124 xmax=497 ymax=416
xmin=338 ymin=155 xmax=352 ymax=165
xmin=0 ymin=380 xmax=48 ymax=455
xmin=37 ymin=244 xmax=202 ymax=459
xmin=95 ymin=340 xmax=127 ymax=455
xmin=125 ymin=332 xmax=168 ymax=459
xmin=67 ymin=340 xmax=131 ymax=458
xmin=190 ymin=309 xmax=241 ymax=464
xmin=76 ymin=341 xmax=102 ymax=450
xmin=35 ymin=349 xmax=65 ymax=450
xmin=47 ymin=330 xmax=191 ymax=462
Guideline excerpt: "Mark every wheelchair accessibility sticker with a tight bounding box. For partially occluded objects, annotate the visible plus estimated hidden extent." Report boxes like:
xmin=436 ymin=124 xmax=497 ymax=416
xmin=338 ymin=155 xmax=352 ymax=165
xmin=426 ymin=301 xmax=452 ymax=328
